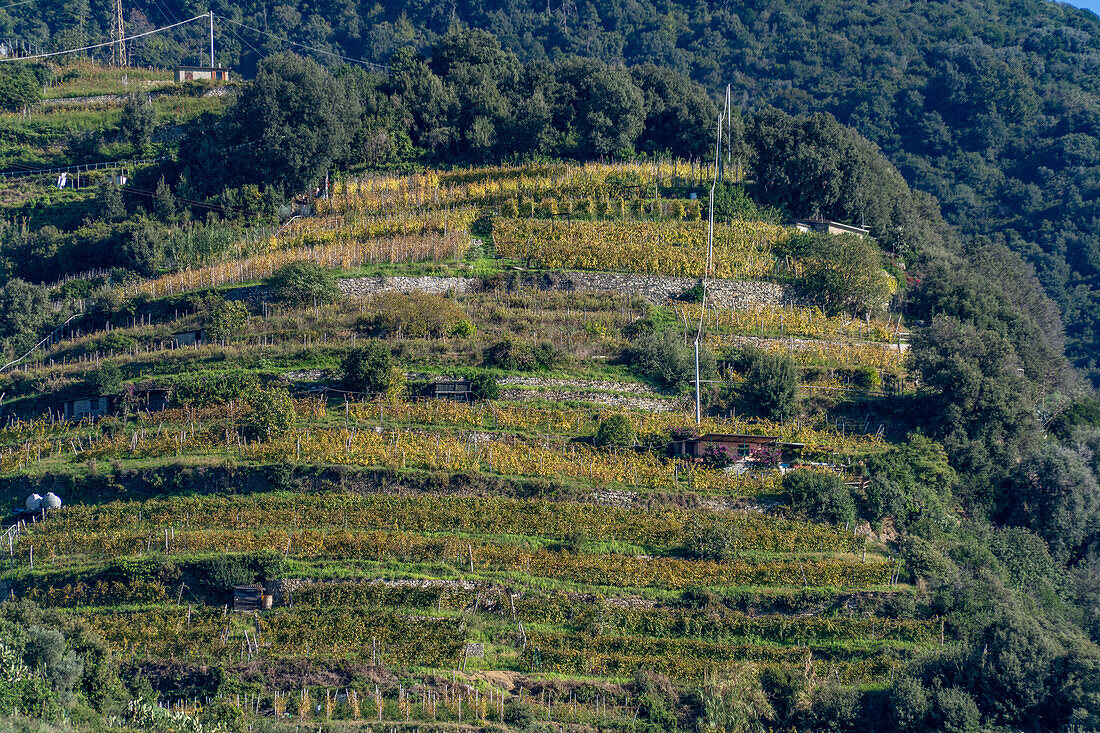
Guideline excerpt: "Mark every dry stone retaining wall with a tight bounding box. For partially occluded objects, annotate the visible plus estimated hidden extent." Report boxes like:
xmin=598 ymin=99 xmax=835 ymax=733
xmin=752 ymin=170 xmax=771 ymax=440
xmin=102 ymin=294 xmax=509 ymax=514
xmin=337 ymin=276 xmax=473 ymax=297
xmin=552 ymin=272 xmax=801 ymax=309
xmin=333 ymin=271 xmax=798 ymax=309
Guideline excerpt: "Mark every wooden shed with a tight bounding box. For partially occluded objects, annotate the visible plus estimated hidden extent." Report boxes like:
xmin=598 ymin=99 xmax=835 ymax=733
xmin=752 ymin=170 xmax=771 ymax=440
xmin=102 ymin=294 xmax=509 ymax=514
xmin=233 ymin=585 xmax=264 ymax=612
xmin=671 ymin=433 xmax=804 ymax=462
xmin=172 ymin=329 xmax=206 ymax=348
xmin=59 ymin=395 xmax=110 ymax=421
xmin=175 ymin=65 xmax=230 ymax=82
xmin=433 ymin=379 xmax=472 ymax=401
xmin=133 ymin=388 xmax=170 ymax=412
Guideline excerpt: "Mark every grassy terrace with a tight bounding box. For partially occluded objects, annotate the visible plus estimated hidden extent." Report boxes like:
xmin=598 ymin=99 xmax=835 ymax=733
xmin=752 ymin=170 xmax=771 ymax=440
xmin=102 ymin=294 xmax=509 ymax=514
xmin=6 ymin=486 xmax=924 ymax=687
xmin=0 ymin=159 xmax=934 ymax=729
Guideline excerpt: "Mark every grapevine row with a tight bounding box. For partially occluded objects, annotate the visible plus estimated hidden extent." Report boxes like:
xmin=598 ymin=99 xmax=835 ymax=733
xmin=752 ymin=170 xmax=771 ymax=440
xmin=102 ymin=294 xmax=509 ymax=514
xmin=30 ymin=528 xmax=891 ymax=590
xmin=493 ymin=218 xmax=786 ymax=280
xmin=41 ymin=493 xmax=865 ymax=553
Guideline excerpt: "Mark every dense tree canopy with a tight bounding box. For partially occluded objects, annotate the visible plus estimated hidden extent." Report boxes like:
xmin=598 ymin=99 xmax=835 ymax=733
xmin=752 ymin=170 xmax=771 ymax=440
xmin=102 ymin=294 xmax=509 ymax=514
xmin=182 ymin=52 xmax=361 ymax=196
xmin=16 ymin=0 xmax=1098 ymax=378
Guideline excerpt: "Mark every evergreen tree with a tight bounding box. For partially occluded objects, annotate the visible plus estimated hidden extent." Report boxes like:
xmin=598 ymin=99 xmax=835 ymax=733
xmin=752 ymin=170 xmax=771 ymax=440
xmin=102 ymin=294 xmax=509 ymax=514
xmin=97 ymin=182 xmax=125 ymax=223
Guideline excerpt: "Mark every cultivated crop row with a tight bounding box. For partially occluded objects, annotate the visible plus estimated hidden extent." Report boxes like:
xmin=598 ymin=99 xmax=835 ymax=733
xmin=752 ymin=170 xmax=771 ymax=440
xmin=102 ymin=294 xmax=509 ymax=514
xmin=522 ymin=629 xmax=908 ymax=683
xmin=680 ymin=303 xmax=904 ymax=344
xmin=29 ymin=528 xmax=890 ymax=590
xmin=493 ymin=219 xmax=786 ymax=280
xmin=318 ymin=161 xmax=708 ymax=216
xmin=288 ymin=583 xmax=935 ymax=644
xmin=0 ymin=425 xmax=781 ymax=496
xmin=128 ymin=231 xmax=469 ymax=298
xmin=41 ymin=493 xmax=865 ymax=553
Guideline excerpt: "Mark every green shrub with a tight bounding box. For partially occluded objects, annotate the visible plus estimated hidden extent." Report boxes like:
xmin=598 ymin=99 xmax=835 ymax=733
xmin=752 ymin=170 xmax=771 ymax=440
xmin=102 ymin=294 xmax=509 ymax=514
xmin=780 ymin=232 xmax=894 ymax=315
xmin=96 ymin=332 xmax=136 ymax=354
xmin=483 ymin=337 xmax=563 ymax=371
xmin=855 ymin=366 xmax=881 ymax=390
xmin=119 ymin=94 xmax=156 ymax=150
xmin=469 ymin=373 xmax=500 ymax=401
xmin=452 ymin=318 xmax=476 ymax=338
xmin=342 ymin=341 xmax=404 ymax=397
xmin=201 ymin=699 xmax=245 ymax=732
xmin=118 ymin=222 xmax=165 ymax=276
xmin=623 ymin=329 xmax=715 ymax=392
xmin=696 ymin=664 xmax=775 ymax=733
xmin=807 ymin=681 xmax=861 ymax=731
xmin=204 ymin=300 xmax=249 ymax=344
xmin=266 ymin=260 xmax=340 ymax=306
xmin=264 ymin=462 xmax=295 ymax=492
xmin=759 ymin=664 xmax=804 ymax=725
xmin=729 ymin=347 xmax=799 ymax=421
xmin=241 ymin=387 xmax=297 ymax=440
xmin=88 ymin=363 xmax=123 ymax=395
xmin=191 ymin=550 xmax=286 ymax=589
xmin=0 ymin=64 xmax=42 ymax=111
xmin=677 ymin=281 xmax=706 ymax=302
xmin=101 ymin=556 xmax=179 ymax=586
xmin=929 ymin=687 xmax=979 ymax=733
xmin=683 ymin=515 xmax=738 ymax=562
xmin=887 ymin=676 xmax=930 ymax=733
xmin=0 ymin=278 xmax=51 ymax=340
xmin=561 ymin=528 xmax=587 ymax=553
xmin=170 ymin=370 xmax=259 ymax=406
xmin=594 ymin=414 xmax=635 ymax=449
xmin=23 ymin=626 xmax=83 ymax=697
xmin=359 ymin=292 xmax=474 ymax=339
xmin=634 ymin=671 xmax=680 ymax=731
xmin=503 ymin=699 xmax=537 ymax=728
xmin=532 ymin=342 xmax=565 ymax=370
xmin=483 ymin=338 xmax=529 ymax=370
xmin=782 ymin=469 xmax=856 ymax=525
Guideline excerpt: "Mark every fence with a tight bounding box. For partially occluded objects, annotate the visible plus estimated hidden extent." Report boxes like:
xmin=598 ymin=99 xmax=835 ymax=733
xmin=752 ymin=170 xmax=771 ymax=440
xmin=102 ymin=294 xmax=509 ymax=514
xmin=0 ymin=157 xmax=165 ymax=180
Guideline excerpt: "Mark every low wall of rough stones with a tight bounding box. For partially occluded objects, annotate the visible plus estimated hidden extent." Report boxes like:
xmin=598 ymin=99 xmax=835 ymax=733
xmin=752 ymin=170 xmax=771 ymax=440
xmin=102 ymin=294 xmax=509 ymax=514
xmin=333 ymin=271 xmax=799 ymax=309
xmin=338 ymin=276 xmax=474 ymax=297
xmin=552 ymin=271 xmax=800 ymax=309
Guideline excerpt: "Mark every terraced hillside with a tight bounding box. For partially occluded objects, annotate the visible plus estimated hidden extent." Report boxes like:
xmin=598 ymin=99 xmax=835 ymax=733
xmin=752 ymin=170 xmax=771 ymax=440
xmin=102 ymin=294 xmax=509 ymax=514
xmin=0 ymin=159 xmax=947 ymax=729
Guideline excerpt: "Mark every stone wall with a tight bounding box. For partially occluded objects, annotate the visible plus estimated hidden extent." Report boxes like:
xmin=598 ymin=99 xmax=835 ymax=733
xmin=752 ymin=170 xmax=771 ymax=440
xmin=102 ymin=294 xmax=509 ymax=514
xmin=551 ymin=271 xmax=801 ymax=309
xmin=338 ymin=276 xmax=474 ymax=298
xmin=332 ymin=271 xmax=799 ymax=309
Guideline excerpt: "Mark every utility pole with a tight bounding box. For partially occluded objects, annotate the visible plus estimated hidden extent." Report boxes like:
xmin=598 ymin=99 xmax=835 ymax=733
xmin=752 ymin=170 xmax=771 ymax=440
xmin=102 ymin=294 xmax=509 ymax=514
xmin=695 ymin=111 xmax=721 ymax=425
xmin=112 ymin=0 xmax=127 ymax=67
xmin=716 ymin=112 xmax=724 ymax=184
xmin=209 ymin=11 xmax=215 ymax=68
xmin=725 ymin=85 xmax=732 ymax=176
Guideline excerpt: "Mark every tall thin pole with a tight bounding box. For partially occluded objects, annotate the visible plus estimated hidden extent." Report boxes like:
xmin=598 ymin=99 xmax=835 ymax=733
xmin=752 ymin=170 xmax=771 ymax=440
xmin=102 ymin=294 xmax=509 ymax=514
xmin=696 ymin=112 xmax=721 ymax=425
xmin=725 ymin=85 xmax=732 ymax=172
xmin=716 ymin=112 xmax=724 ymax=184
xmin=209 ymin=11 xmax=215 ymax=68
xmin=694 ymin=340 xmax=702 ymax=424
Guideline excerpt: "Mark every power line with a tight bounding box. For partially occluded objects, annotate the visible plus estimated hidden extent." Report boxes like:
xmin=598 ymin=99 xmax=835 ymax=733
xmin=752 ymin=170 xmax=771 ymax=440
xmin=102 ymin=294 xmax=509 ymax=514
xmin=0 ymin=0 xmax=37 ymax=12
xmin=222 ymin=21 xmax=262 ymax=58
xmin=148 ymin=0 xmax=181 ymax=25
xmin=0 ymin=13 xmax=208 ymax=62
xmin=215 ymin=14 xmax=388 ymax=71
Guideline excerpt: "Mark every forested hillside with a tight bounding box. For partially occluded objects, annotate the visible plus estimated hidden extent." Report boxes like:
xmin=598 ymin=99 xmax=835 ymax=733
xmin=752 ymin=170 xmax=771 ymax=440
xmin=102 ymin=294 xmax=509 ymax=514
xmin=2 ymin=2 xmax=1100 ymax=731
xmin=6 ymin=0 xmax=1100 ymax=380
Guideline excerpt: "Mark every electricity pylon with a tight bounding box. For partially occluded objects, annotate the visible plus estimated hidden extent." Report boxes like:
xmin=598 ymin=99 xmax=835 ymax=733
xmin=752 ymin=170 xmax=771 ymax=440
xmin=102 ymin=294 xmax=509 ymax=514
xmin=112 ymin=0 xmax=127 ymax=67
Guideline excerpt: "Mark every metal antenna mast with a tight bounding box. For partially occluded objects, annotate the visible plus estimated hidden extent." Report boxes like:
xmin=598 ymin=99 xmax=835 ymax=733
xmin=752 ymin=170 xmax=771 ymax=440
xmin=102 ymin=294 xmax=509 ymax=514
xmin=112 ymin=0 xmax=127 ymax=67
